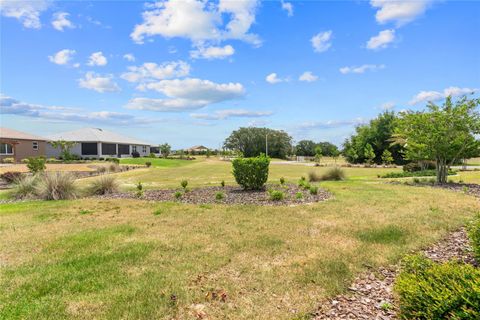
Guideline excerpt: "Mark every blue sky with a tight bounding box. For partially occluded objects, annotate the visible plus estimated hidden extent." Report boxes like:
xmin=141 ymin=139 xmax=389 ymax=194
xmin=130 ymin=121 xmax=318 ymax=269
xmin=1 ymin=0 xmax=479 ymax=148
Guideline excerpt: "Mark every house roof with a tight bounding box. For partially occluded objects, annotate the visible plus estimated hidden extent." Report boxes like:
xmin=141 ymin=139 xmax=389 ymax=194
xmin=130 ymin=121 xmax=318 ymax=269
xmin=185 ymin=145 xmax=209 ymax=151
xmin=0 ymin=127 xmax=47 ymax=141
xmin=47 ymin=127 xmax=150 ymax=145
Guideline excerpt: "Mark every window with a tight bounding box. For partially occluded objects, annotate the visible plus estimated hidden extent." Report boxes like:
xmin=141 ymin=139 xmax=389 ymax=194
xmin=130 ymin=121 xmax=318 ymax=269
xmin=102 ymin=143 xmax=116 ymax=155
xmin=118 ymin=144 xmax=129 ymax=155
xmin=132 ymin=145 xmax=137 ymax=152
xmin=142 ymin=145 xmax=147 ymax=153
xmin=33 ymin=141 xmax=38 ymax=150
xmin=81 ymin=143 xmax=98 ymax=155
xmin=0 ymin=143 xmax=13 ymax=155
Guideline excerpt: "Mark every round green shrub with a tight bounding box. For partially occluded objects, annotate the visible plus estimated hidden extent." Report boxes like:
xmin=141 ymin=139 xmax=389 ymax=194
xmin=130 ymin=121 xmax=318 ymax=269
xmin=232 ymin=155 xmax=270 ymax=190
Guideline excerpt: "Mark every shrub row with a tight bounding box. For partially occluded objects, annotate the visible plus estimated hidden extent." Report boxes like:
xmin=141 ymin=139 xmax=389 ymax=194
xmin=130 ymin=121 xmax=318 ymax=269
xmin=380 ymin=169 xmax=456 ymax=179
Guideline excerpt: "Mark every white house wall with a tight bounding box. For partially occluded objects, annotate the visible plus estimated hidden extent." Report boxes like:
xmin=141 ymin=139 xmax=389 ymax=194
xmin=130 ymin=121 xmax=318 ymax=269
xmin=46 ymin=142 xmax=150 ymax=158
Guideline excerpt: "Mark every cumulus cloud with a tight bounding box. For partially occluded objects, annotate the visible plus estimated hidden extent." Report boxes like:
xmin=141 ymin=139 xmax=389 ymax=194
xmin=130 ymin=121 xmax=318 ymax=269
xmin=78 ymin=72 xmax=120 ymax=93
xmin=125 ymin=78 xmax=245 ymax=112
xmin=121 ymin=61 xmax=190 ymax=83
xmin=123 ymin=53 xmax=135 ymax=62
xmin=0 ymin=0 xmax=49 ymax=29
xmin=370 ymin=0 xmax=432 ymax=27
xmin=281 ymin=1 xmax=293 ymax=16
xmin=87 ymin=51 xmax=108 ymax=66
xmin=51 ymin=12 xmax=74 ymax=31
xmin=0 ymin=94 xmax=156 ymax=125
xmin=311 ymin=30 xmax=333 ymax=53
xmin=190 ymin=109 xmax=272 ymax=120
xmin=131 ymin=0 xmax=260 ymax=48
xmin=366 ymin=29 xmax=395 ymax=50
xmin=48 ymin=49 xmax=76 ymax=65
xmin=409 ymin=86 xmax=478 ymax=105
xmin=190 ymin=45 xmax=235 ymax=60
xmin=299 ymin=71 xmax=318 ymax=82
xmin=265 ymin=73 xmax=287 ymax=84
xmin=339 ymin=64 xmax=385 ymax=74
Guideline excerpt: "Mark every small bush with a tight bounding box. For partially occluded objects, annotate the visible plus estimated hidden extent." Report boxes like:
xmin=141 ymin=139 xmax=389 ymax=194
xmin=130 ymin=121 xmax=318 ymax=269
xmin=1 ymin=171 xmax=24 ymax=184
xmin=232 ymin=155 xmax=270 ymax=190
xmin=26 ymin=157 xmax=46 ymax=174
xmin=280 ymin=177 xmax=285 ymax=185
xmin=35 ymin=172 xmax=77 ymax=200
xmin=135 ymin=181 xmax=144 ymax=197
xmin=21 ymin=158 xmax=29 ymax=164
xmin=107 ymin=158 xmax=120 ymax=164
xmin=394 ymin=254 xmax=480 ymax=319
xmin=320 ymin=167 xmax=345 ymax=181
xmin=145 ymin=161 xmax=152 ymax=167
xmin=131 ymin=151 xmax=140 ymax=158
xmin=309 ymin=185 xmax=318 ymax=195
xmin=181 ymin=180 xmax=188 ymax=189
xmin=403 ymin=161 xmax=436 ymax=172
xmin=12 ymin=175 xmax=38 ymax=199
xmin=295 ymin=192 xmax=303 ymax=200
xmin=269 ymin=190 xmax=285 ymax=201
xmin=149 ymin=153 xmax=156 ymax=158
xmin=308 ymin=171 xmax=321 ymax=182
xmin=86 ymin=175 xmax=119 ymax=195
xmin=2 ymin=157 xmax=15 ymax=163
xmin=468 ymin=214 xmax=480 ymax=261
xmin=215 ymin=192 xmax=225 ymax=201
xmin=220 ymin=180 xmax=225 ymax=187
xmin=174 ymin=191 xmax=182 ymax=200
xmin=109 ymin=163 xmax=120 ymax=172
xmin=96 ymin=166 xmax=107 ymax=174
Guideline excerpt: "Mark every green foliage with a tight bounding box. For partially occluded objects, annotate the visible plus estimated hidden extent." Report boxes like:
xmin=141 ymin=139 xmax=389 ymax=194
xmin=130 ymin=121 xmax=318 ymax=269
xmin=26 ymin=157 xmax=46 ymax=174
xmin=468 ymin=214 xmax=480 ymax=261
xmin=220 ymin=180 xmax=225 ymax=187
xmin=395 ymin=96 xmax=480 ymax=183
xmin=268 ymin=190 xmax=285 ymax=201
xmin=381 ymin=149 xmax=394 ymax=165
xmin=86 ymin=175 xmax=119 ymax=196
xmin=174 ymin=191 xmax=182 ymax=200
xmin=232 ymin=155 xmax=270 ymax=190
xmin=49 ymin=140 xmax=76 ymax=161
xmin=280 ymin=177 xmax=285 ymax=185
xmin=295 ymin=140 xmax=339 ymax=157
xmin=224 ymin=127 xmax=293 ymax=159
xmin=364 ymin=143 xmax=376 ymax=164
xmin=107 ymin=158 xmax=120 ymax=164
xmin=145 ymin=161 xmax=152 ymax=167
xmin=295 ymin=192 xmax=303 ymax=200
xmin=149 ymin=153 xmax=156 ymax=158
xmin=309 ymin=185 xmax=318 ymax=195
xmin=320 ymin=167 xmax=346 ymax=181
xmin=215 ymin=192 xmax=225 ymax=201
xmin=135 ymin=182 xmax=144 ymax=198
xmin=12 ymin=175 xmax=38 ymax=199
xmin=403 ymin=161 xmax=436 ymax=172
xmin=314 ymin=145 xmax=322 ymax=163
xmin=159 ymin=143 xmax=171 ymax=158
xmin=180 ymin=180 xmax=188 ymax=189
xmin=35 ymin=172 xmax=77 ymax=200
xmin=380 ymin=169 xmax=455 ymax=179
xmin=395 ymin=254 xmax=480 ymax=319
xmin=2 ymin=157 xmax=14 ymax=163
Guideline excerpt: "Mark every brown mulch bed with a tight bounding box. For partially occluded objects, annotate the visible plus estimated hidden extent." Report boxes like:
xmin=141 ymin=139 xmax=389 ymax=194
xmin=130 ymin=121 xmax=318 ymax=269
xmin=433 ymin=183 xmax=480 ymax=199
xmin=97 ymin=183 xmax=331 ymax=206
xmin=313 ymin=227 xmax=477 ymax=320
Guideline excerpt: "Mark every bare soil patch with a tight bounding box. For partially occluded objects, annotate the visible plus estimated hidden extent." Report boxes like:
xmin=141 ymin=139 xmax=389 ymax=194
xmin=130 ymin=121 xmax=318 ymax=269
xmin=96 ymin=183 xmax=331 ymax=206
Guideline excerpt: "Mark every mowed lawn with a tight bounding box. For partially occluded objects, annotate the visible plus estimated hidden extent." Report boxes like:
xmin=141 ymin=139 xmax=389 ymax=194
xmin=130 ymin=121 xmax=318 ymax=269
xmin=1 ymin=159 xmax=480 ymax=319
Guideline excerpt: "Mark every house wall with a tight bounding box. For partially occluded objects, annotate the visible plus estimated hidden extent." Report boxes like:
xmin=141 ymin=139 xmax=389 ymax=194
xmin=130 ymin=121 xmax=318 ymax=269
xmin=45 ymin=142 xmax=151 ymax=158
xmin=0 ymin=138 xmax=46 ymax=162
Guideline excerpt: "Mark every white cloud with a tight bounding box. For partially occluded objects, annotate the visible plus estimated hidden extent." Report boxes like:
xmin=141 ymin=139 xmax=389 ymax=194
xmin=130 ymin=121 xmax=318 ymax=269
xmin=130 ymin=0 xmax=260 ymax=47
xmin=78 ymin=72 xmax=120 ymax=93
xmin=0 ymin=0 xmax=49 ymax=29
xmin=409 ymin=86 xmax=478 ymax=105
xmin=281 ymin=1 xmax=293 ymax=17
xmin=126 ymin=78 xmax=245 ymax=112
xmin=0 ymin=94 xmax=156 ymax=125
xmin=265 ymin=73 xmax=286 ymax=84
xmin=87 ymin=51 xmax=108 ymax=66
xmin=311 ymin=30 xmax=332 ymax=53
xmin=297 ymin=118 xmax=368 ymax=130
xmin=123 ymin=53 xmax=135 ymax=62
xmin=51 ymin=12 xmax=74 ymax=31
xmin=366 ymin=29 xmax=395 ymax=50
xmin=48 ymin=49 xmax=76 ymax=65
xmin=190 ymin=45 xmax=235 ymax=60
xmin=190 ymin=109 xmax=272 ymax=120
xmin=370 ymin=0 xmax=432 ymax=27
xmin=339 ymin=64 xmax=385 ymax=74
xmin=380 ymin=101 xmax=396 ymax=110
xmin=299 ymin=71 xmax=318 ymax=82
xmin=121 ymin=61 xmax=190 ymax=83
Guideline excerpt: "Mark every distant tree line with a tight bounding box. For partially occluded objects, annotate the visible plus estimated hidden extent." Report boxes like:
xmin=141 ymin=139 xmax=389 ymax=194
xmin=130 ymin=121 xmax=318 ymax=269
xmin=295 ymin=140 xmax=339 ymax=157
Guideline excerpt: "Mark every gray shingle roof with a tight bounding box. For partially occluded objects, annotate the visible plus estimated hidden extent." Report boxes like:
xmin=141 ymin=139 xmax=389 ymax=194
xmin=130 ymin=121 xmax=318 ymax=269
xmin=46 ymin=127 xmax=150 ymax=145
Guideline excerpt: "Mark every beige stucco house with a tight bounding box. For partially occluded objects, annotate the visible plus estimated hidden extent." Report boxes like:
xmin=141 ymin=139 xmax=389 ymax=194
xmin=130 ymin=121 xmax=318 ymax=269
xmin=0 ymin=127 xmax=47 ymax=162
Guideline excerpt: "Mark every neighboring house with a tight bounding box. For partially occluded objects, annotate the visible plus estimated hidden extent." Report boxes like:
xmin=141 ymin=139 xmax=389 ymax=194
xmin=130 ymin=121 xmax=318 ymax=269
xmin=46 ymin=127 xmax=151 ymax=159
xmin=0 ymin=127 xmax=47 ymax=162
xmin=185 ymin=145 xmax=210 ymax=154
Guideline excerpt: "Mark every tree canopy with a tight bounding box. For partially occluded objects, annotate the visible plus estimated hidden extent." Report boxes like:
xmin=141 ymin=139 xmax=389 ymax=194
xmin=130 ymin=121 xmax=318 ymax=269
xmin=295 ymin=140 xmax=339 ymax=157
xmin=223 ymin=127 xmax=293 ymax=159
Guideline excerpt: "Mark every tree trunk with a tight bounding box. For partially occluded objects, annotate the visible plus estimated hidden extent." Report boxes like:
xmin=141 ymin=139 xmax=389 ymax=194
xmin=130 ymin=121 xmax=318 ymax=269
xmin=436 ymin=158 xmax=447 ymax=184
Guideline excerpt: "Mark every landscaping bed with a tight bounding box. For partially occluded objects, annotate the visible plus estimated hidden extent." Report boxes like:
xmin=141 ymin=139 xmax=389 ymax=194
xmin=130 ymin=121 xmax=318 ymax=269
xmin=96 ymin=183 xmax=331 ymax=206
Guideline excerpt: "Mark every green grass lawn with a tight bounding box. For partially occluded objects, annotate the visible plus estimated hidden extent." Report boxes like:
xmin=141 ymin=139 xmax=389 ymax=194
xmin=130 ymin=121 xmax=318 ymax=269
xmin=1 ymin=161 xmax=480 ymax=319
xmin=119 ymin=157 xmax=198 ymax=167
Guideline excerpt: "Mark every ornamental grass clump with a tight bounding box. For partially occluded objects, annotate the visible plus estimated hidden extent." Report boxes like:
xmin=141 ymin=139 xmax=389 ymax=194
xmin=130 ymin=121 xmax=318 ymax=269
xmin=12 ymin=175 xmax=38 ymax=199
xmin=268 ymin=190 xmax=285 ymax=201
xmin=320 ymin=167 xmax=346 ymax=181
xmin=35 ymin=172 xmax=77 ymax=200
xmin=86 ymin=175 xmax=119 ymax=196
xmin=232 ymin=155 xmax=270 ymax=190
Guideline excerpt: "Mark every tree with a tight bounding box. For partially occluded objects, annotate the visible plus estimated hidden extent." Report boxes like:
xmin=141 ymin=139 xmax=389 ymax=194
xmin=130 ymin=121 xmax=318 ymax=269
xmin=381 ymin=149 xmax=394 ymax=165
xmin=331 ymin=149 xmax=341 ymax=164
xmin=314 ymin=145 xmax=322 ymax=164
xmin=395 ymin=96 xmax=480 ymax=183
xmin=159 ymin=143 xmax=171 ymax=158
xmin=316 ymin=142 xmax=339 ymax=157
xmin=49 ymin=140 xmax=76 ymax=160
xmin=364 ymin=143 xmax=375 ymax=164
xmin=224 ymin=127 xmax=293 ymax=159
xmin=295 ymin=140 xmax=316 ymax=156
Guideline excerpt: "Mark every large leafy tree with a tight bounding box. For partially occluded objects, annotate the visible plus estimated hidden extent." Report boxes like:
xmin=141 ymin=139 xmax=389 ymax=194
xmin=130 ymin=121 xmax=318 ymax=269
xmin=295 ymin=140 xmax=316 ymax=156
xmin=395 ymin=96 xmax=480 ymax=183
xmin=223 ymin=127 xmax=293 ymax=159
xmin=159 ymin=143 xmax=171 ymax=158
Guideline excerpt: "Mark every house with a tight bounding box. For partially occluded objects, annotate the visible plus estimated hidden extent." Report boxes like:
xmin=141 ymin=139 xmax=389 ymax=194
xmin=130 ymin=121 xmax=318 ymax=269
xmin=184 ymin=145 xmax=210 ymax=154
xmin=46 ymin=127 xmax=151 ymax=159
xmin=0 ymin=127 xmax=47 ymax=162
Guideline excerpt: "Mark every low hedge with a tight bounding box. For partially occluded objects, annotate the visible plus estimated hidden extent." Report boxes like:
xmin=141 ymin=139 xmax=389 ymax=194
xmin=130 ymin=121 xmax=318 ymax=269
xmin=380 ymin=169 xmax=455 ymax=179
xmin=394 ymin=254 xmax=480 ymax=319
xmin=232 ymin=155 xmax=270 ymax=190
xmin=468 ymin=215 xmax=480 ymax=261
